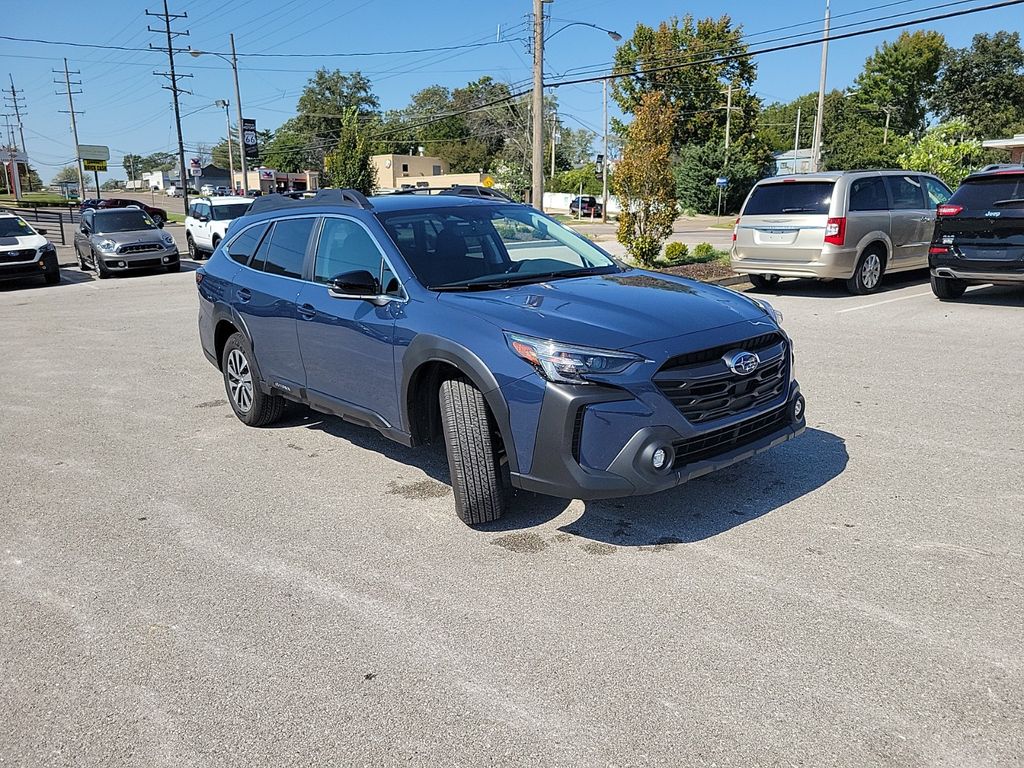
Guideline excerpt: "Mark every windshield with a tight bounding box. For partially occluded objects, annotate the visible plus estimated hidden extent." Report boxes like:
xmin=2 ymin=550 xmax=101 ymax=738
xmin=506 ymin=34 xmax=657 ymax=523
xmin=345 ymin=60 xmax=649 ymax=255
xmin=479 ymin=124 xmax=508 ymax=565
xmin=743 ymin=181 xmax=834 ymax=215
xmin=950 ymin=175 xmax=1024 ymax=209
xmin=212 ymin=203 xmax=251 ymax=221
xmin=93 ymin=210 xmax=157 ymax=233
xmin=379 ymin=205 xmax=620 ymax=290
xmin=0 ymin=217 xmax=36 ymax=238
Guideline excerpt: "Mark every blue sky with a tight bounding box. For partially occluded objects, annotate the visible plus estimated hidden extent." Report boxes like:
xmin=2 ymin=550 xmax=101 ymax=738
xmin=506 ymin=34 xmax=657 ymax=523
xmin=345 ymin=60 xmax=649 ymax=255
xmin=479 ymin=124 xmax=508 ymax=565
xmin=4 ymin=0 xmax=1022 ymax=184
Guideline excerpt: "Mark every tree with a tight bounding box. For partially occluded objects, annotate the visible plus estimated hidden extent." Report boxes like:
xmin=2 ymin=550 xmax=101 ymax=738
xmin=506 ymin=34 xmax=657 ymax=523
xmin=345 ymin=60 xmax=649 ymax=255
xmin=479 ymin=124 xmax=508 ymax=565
xmin=122 ymin=153 xmax=144 ymax=181
xmin=101 ymin=178 xmax=123 ymax=191
xmin=323 ymin=108 xmax=376 ymax=194
xmin=52 ymin=165 xmax=79 ymax=185
xmin=292 ymin=69 xmax=379 ymax=164
xmin=140 ymin=151 xmax=176 ymax=173
xmin=674 ymin=138 xmax=770 ymax=214
xmin=612 ymin=15 xmax=758 ymax=150
xmin=932 ymin=31 xmax=1024 ymax=139
xmin=898 ymin=120 xmax=984 ymax=187
xmin=851 ymin=30 xmax=947 ymax=137
xmin=549 ymin=164 xmax=603 ymax=195
xmin=613 ymin=92 xmax=677 ymax=266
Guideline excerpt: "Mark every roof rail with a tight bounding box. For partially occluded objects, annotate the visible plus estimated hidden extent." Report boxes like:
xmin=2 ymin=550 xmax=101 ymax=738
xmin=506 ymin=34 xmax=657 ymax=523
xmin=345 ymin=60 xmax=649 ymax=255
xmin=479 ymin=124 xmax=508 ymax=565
xmin=389 ymin=185 xmax=513 ymax=202
xmin=247 ymin=188 xmax=373 ymax=214
xmin=977 ymin=163 xmax=1024 ymax=173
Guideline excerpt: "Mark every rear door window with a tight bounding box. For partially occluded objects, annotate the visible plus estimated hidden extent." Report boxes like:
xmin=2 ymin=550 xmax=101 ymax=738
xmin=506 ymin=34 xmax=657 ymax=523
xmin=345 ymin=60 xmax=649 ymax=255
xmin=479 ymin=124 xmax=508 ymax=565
xmin=885 ymin=175 xmax=925 ymax=210
xmin=743 ymin=182 xmax=834 ymax=215
xmin=849 ymin=176 xmax=888 ymax=211
xmin=949 ymin=175 xmax=1024 ymax=210
xmin=259 ymin=217 xmax=315 ymax=279
xmin=923 ymin=177 xmax=952 ymax=206
xmin=228 ymin=223 xmax=269 ymax=265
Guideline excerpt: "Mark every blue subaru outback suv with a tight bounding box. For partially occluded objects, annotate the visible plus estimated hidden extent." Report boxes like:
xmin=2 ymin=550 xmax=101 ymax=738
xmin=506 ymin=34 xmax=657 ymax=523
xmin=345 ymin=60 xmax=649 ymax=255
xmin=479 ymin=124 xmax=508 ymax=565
xmin=196 ymin=187 xmax=805 ymax=525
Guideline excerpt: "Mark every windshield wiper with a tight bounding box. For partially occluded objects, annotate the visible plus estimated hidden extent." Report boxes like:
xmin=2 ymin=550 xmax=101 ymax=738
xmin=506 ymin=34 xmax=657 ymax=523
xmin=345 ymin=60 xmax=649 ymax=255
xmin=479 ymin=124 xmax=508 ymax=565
xmin=433 ymin=265 xmax=618 ymax=291
xmin=780 ymin=207 xmax=819 ymax=213
xmin=991 ymin=198 xmax=1024 ymax=207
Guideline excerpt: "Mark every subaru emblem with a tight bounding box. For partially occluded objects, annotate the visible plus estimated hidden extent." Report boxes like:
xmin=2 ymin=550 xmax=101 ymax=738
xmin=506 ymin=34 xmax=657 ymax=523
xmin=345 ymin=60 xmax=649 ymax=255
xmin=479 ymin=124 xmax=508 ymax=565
xmin=724 ymin=350 xmax=760 ymax=376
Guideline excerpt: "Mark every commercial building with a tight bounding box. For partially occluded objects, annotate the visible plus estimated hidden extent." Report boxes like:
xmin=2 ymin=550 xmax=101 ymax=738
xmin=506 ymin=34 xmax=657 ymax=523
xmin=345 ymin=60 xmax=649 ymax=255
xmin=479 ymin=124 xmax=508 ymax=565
xmin=231 ymin=168 xmax=320 ymax=195
xmin=370 ymin=153 xmax=490 ymax=191
xmin=982 ymin=133 xmax=1024 ymax=162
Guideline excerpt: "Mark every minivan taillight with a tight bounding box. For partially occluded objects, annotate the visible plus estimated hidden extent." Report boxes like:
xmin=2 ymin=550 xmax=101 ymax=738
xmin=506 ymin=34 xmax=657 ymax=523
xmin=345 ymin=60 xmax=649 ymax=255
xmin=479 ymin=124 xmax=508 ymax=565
xmin=824 ymin=217 xmax=846 ymax=246
xmin=732 ymin=216 xmax=739 ymax=242
xmin=937 ymin=204 xmax=963 ymax=217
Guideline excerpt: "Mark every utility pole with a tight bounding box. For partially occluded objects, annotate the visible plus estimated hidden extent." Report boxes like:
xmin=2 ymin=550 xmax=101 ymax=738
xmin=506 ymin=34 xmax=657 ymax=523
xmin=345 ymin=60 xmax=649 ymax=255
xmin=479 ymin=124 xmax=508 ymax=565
xmin=2 ymin=115 xmax=19 ymax=198
xmin=148 ymin=0 xmax=192 ymax=211
xmin=550 ymin=111 xmax=557 ymax=178
xmin=531 ymin=0 xmax=545 ymax=209
xmin=216 ymin=99 xmax=235 ymax=191
xmin=810 ymin=0 xmax=830 ymax=173
xmin=230 ymin=34 xmax=247 ymax=192
xmin=54 ymin=59 xmax=85 ymax=199
xmin=881 ymin=106 xmax=893 ymax=145
xmin=793 ymin=106 xmax=802 ymax=165
xmin=4 ymin=75 xmax=31 ymax=192
xmin=601 ymin=78 xmax=608 ymax=223
xmin=724 ymin=83 xmax=733 ymax=167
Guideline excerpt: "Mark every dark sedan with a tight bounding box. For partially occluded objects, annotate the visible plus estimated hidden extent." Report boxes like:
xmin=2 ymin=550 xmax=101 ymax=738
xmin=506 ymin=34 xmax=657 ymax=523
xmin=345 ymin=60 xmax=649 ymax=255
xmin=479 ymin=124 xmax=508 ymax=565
xmin=96 ymin=198 xmax=169 ymax=226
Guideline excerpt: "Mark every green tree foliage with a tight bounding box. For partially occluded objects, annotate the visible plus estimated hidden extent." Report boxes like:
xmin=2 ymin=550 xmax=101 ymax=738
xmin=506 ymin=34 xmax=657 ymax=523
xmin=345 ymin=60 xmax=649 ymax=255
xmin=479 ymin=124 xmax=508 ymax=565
xmin=932 ymin=31 xmax=1024 ymax=139
xmin=851 ymin=30 xmax=947 ymax=137
xmin=51 ymin=165 xmax=79 ymax=185
xmin=611 ymin=15 xmax=758 ymax=150
xmin=261 ymin=125 xmax=312 ymax=172
xmin=323 ymin=108 xmax=376 ymax=195
xmin=757 ymin=93 xmax=818 ymax=153
xmin=548 ymin=164 xmax=603 ymax=195
xmin=898 ymin=120 xmax=984 ymax=187
xmin=121 ymin=153 xmax=144 ymax=180
xmin=100 ymin=178 xmax=123 ymax=191
xmin=614 ymin=92 xmax=677 ymax=266
xmin=210 ymin=128 xmax=273 ymax=171
xmin=674 ymin=138 xmax=770 ymax=214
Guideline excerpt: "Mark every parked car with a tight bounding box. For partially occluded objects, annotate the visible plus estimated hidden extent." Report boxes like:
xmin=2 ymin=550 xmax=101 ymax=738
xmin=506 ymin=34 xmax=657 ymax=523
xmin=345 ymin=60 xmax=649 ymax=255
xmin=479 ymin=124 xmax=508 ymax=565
xmin=215 ymin=185 xmax=231 ymax=196
xmin=731 ymin=170 xmax=953 ymax=294
xmin=97 ymin=197 xmax=169 ymax=226
xmin=200 ymin=184 xmax=216 ymax=196
xmin=569 ymin=195 xmax=603 ymax=217
xmin=0 ymin=211 xmax=60 ymax=285
xmin=166 ymin=186 xmax=183 ymax=198
xmin=79 ymin=198 xmax=102 ymax=212
xmin=74 ymin=207 xmax=179 ymax=278
xmin=185 ymin=195 xmax=253 ymax=259
xmin=196 ymin=188 xmax=805 ymax=525
xmin=929 ymin=164 xmax=1024 ymax=299
xmin=246 ymin=189 xmax=263 ymax=197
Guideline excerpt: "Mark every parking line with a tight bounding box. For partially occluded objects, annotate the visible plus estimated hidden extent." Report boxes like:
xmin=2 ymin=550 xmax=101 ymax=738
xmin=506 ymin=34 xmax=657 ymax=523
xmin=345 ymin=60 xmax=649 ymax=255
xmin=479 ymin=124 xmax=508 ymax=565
xmin=836 ymin=285 xmax=985 ymax=314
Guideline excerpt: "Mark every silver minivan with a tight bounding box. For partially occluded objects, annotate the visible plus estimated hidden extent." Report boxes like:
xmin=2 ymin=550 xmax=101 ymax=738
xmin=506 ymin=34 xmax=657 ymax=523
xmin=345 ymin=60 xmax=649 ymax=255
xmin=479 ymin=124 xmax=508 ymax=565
xmin=731 ymin=170 xmax=953 ymax=294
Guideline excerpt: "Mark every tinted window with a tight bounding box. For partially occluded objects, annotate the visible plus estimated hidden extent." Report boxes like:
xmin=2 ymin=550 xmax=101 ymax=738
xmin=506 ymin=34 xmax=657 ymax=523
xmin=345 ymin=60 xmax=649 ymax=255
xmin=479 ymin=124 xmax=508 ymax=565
xmin=259 ymin=217 xmax=314 ymax=278
xmin=227 ymin=223 xmax=268 ymax=265
xmin=93 ymin=210 xmax=156 ymax=233
xmin=923 ymin=177 xmax=952 ymax=206
xmin=885 ymin=175 xmax=925 ymax=209
xmin=743 ymin=182 xmax=834 ymax=215
xmin=212 ymin=203 xmax=251 ymax=221
xmin=849 ymin=176 xmax=888 ymax=212
xmin=313 ymin=218 xmax=384 ymax=285
xmin=0 ymin=216 xmax=35 ymax=238
xmin=949 ymin=175 xmax=1024 ymax=210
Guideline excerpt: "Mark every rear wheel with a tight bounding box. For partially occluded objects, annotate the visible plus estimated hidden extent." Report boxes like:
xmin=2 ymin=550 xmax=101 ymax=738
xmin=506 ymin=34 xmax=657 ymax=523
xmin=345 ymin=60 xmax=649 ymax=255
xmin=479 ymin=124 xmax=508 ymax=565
xmin=748 ymin=274 xmax=781 ymax=291
xmin=931 ymin=274 xmax=967 ymax=300
xmin=151 ymin=213 xmax=164 ymax=227
xmin=846 ymin=249 xmax=885 ymax=295
xmin=186 ymin=232 xmax=198 ymax=260
xmin=221 ymin=333 xmax=285 ymax=427
xmin=439 ymin=377 xmax=509 ymax=526
xmin=210 ymin=235 xmax=221 ymax=254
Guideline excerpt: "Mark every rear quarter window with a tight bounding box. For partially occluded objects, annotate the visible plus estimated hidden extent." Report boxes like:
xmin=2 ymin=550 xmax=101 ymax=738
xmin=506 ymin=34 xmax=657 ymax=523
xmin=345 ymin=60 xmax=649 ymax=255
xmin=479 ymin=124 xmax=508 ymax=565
xmin=743 ymin=182 xmax=834 ymax=215
xmin=950 ymin=175 xmax=1024 ymax=210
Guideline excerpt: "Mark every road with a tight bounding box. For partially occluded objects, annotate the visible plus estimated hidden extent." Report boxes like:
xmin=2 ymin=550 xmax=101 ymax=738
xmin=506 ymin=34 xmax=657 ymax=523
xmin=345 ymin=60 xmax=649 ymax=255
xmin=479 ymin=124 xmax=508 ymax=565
xmin=1 ymin=267 xmax=1022 ymax=766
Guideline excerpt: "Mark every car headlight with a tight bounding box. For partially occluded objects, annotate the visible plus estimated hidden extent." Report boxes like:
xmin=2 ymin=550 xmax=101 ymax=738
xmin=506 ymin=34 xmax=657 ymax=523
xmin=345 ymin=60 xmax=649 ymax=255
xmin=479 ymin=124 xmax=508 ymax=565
xmin=752 ymin=298 xmax=783 ymax=325
xmin=505 ymin=332 xmax=645 ymax=384
xmin=97 ymin=239 xmax=117 ymax=252
xmin=161 ymin=233 xmax=175 ymax=246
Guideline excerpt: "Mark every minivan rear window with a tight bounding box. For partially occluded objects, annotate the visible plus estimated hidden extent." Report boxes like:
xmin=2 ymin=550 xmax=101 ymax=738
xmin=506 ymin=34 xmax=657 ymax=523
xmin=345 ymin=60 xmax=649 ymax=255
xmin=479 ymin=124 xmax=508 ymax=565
xmin=743 ymin=182 xmax=834 ymax=215
xmin=950 ymin=175 xmax=1024 ymax=210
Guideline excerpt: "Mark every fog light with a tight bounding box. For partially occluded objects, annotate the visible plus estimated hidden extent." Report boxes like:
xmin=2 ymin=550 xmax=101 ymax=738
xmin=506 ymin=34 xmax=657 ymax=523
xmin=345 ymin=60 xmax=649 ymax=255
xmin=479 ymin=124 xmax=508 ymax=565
xmin=792 ymin=394 xmax=805 ymax=422
xmin=162 ymin=256 xmax=170 ymax=263
xmin=652 ymin=448 xmax=668 ymax=470
xmin=117 ymin=261 xmax=126 ymax=268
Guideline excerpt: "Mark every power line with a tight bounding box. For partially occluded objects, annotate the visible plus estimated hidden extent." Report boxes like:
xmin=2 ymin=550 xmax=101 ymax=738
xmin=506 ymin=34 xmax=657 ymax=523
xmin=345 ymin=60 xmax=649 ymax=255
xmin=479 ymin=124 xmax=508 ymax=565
xmin=148 ymin=0 xmax=193 ymax=208
xmin=53 ymin=58 xmax=86 ymax=196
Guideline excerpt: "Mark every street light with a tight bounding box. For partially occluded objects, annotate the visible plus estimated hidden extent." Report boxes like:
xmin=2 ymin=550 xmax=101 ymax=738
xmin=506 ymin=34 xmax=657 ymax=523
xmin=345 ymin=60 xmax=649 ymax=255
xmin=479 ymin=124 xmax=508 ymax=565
xmin=531 ymin=1 xmax=622 ymax=212
xmin=214 ymin=99 xmax=235 ymax=191
xmin=190 ymin=34 xmax=246 ymax=192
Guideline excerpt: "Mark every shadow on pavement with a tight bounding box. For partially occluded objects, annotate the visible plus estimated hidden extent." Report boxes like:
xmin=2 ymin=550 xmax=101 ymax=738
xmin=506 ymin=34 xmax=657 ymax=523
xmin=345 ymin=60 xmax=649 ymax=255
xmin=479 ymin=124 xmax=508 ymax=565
xmin=956 ymin=284 xmax=1024 ymax=307
xmin=0 ymin=268 xmax=94 ymax=291
xmin=740 ymin=269 xmax=929 ymax=298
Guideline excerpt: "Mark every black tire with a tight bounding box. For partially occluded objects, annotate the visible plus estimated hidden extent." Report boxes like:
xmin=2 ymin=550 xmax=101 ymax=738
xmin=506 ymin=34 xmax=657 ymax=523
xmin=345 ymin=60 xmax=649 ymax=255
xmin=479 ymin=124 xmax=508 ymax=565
xmin=93 ymin=251 xmax=111 ymax=279
xmin=749 ymin=274 xmax=781 ymax=291
xmin=439 ymin=377 xmax=509 ymax=525
xmin=166 ymin=261 xmax=181 ymax=273
xmin=44 ymin=268 xmax=60 ymax=285
xmin=210 ymin=235 xmax=221 ymax=255
xmin=846 ymin=248 xmax=886 ymax=294
xmin=186 ymin=232 xmax=198 ymax=260
xmin=931 ymin=274 xmax=967 ymax=300
xmin=221 ymin=333 xmax=285 ymax=427
xmin=77 ymin=248 xmax=88 ymax=270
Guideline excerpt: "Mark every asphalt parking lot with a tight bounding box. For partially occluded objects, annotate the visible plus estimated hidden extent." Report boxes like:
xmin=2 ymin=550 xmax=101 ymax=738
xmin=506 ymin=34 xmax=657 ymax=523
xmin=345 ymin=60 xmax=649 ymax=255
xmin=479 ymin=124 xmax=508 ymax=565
xmin=1 ymin=265 xmax=1022 ymax=766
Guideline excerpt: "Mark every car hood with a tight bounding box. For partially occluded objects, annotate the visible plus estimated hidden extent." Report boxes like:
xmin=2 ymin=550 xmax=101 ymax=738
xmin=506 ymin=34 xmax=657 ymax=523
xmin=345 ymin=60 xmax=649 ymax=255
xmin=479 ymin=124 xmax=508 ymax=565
xmin=0 ymin=233 xmax=47 ymax=250
xmin=437 ymin=269 xmax=768 ymax=349
xmin=92 ymin=229 xmax=166 ymax=245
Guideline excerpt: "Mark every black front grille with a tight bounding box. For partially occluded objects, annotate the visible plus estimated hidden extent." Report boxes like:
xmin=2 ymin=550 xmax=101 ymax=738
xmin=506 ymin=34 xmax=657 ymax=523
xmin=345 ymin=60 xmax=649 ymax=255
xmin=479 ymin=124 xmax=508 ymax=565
xmin=118 ymin=243 xmax=162 ymax=254
xmin=122 ymin=257 xmax=163 ymax=268
xmin=672 ymin=405 xmax=790 ymax=469
xmin=571 ymin=407 xmax=586 ymax=463
xmin=0 ymin=249 xmax=35 ymax=264
xmin=655 ymin=334 xmax=789 ymax=424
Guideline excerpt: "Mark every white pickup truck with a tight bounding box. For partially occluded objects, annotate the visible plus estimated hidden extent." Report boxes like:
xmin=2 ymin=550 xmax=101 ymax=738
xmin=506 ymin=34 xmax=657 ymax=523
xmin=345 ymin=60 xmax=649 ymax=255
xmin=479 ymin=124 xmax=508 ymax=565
xmin=184 ymin=196 xmax=253 ymax=259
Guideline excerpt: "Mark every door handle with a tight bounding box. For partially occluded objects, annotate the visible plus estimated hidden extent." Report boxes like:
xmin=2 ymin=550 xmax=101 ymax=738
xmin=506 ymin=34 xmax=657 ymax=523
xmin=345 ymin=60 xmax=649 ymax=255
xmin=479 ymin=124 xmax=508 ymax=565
xmin=236 ymin=287 xmax=251 ymax=303
xmin=298 ymin=303 xmax=317 ymax=320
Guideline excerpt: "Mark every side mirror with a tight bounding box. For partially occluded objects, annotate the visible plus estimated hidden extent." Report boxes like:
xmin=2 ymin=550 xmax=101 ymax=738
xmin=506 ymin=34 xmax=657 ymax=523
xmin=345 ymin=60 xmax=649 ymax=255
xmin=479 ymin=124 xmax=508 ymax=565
xmin=157 ymin=220 xmax=165 ymax=229
xmin=198 ymin=215 xmax=209 ymax=223
xmin=37 ymin=228 xmax=47 ymax=235
xmin=330 ymin=270 xmax=385 ymax=303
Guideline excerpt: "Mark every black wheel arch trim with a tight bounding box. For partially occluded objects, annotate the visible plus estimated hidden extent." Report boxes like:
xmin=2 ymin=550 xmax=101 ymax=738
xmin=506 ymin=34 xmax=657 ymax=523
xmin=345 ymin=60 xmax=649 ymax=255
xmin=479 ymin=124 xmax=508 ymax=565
xmin=210 ymin=302 xmax=264 ymax=382
xmin=401 ymin=334 xmax=519 ymax=474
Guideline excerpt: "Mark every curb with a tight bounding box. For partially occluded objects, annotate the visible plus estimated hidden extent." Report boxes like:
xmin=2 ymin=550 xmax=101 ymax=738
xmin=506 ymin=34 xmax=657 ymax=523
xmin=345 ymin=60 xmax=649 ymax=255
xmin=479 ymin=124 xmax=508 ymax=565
xmin=709 ymin=275 xmax=749 ymax=287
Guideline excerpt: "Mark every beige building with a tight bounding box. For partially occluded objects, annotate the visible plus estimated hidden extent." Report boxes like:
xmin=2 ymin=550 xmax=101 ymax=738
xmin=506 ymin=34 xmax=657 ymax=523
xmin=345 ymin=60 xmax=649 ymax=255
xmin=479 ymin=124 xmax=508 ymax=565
xmin=370 ymin=153 xmax=488 ymax=191
xmin=231 ymin=168 xmax=320 ymax=195
xmin=983 ymin=134 xmax=1024 ymax=163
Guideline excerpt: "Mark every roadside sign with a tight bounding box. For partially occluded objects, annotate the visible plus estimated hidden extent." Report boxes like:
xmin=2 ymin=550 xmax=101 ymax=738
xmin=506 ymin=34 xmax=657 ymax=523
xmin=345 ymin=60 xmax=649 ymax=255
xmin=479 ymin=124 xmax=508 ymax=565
xmin=482 ymin=175 xmax=495 ymax=188
xmin=716 ymin=176 xmax=729 ymax=188
xmin=242 ymin=119 xmax=259 ymax=160
xmin=190 ymin=157 xmax=201 ymax=170
xmin=191 ymin=167 xmax=202 ymax=177
xmin=83 ymin=159 xmax=107 ymax=172
xmin=78 ymin=144 xmax=110 ymax=161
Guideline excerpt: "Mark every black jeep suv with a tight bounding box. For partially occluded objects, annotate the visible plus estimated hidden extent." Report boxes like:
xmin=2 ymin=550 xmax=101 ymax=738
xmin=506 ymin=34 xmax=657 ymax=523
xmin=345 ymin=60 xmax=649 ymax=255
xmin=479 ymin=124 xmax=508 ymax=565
xmin=930 ymin=165 xmax=1024 ymax=300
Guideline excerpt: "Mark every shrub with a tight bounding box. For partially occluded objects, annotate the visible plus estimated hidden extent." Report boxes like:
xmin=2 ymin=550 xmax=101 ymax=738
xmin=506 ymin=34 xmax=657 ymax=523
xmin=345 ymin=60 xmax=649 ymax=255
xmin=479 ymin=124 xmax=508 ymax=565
xmin=664 ymin=242 xmax=689 ymax=261
xmin=692 ymin=242 xmax=717 ymax=261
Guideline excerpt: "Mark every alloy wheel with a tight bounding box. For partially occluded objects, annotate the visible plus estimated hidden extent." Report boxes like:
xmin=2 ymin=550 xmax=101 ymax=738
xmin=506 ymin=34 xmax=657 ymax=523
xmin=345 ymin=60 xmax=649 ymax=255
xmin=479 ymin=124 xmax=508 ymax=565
xmin=861 ymin=253 xmax=882 ymax=289
xmin=226 ymin=348 xmax=254 ymax=413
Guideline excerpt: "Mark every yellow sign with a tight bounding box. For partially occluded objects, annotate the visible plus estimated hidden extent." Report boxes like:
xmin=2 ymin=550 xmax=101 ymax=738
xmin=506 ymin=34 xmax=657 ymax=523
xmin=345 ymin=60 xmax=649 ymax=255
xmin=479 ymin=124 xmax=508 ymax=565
xmin=83 ymin=159 xmax=107 ymax=172
xmin=481 ymin=175 xmax=495 ymax=188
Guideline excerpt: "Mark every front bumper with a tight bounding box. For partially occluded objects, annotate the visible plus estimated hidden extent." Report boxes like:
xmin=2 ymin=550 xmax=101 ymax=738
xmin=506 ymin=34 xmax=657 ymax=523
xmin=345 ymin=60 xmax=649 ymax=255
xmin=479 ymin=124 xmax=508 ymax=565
xmin=97 ymin=248 xmax=179 ymax=271
xmin=0 ymin=252 xmax=58 ymax=281
xmin=509 ymin=379 xmax=806 ymax=500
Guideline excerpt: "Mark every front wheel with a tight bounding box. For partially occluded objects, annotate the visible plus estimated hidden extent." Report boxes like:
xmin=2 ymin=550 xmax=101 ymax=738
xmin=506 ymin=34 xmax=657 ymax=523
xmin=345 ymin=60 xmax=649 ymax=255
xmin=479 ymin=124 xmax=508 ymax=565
xmin=166 ymin=261 xmax=181 ymax=273
xmin=221 ymin=333 xmax=285 ymax=427
xmin=93 ymin=251 xmax=111 ymax=279
xmin=847 ymin=250 xmax=885 ymax=295
xmin=749 ymin=274 xmax=781 ymax=291
xmin=931 ymin=274 xmax=967 ymax=301
xmin=439 ymin=377 xmax=509 ymax=525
